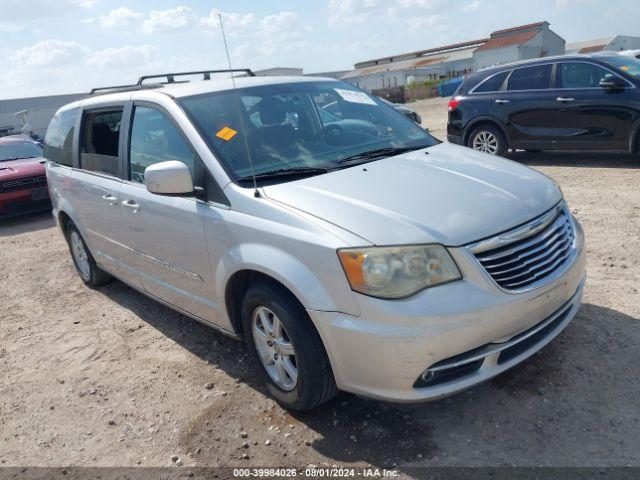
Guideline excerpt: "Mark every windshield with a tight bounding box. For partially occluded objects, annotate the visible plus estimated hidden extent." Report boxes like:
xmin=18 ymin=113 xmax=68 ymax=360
xmin=179 ymin=81 xmax=437 ymax=183
xmin=0 ymin=140 xmax=42 ymax=162
xmin=600 ymin=55 xmax=640 ymax=78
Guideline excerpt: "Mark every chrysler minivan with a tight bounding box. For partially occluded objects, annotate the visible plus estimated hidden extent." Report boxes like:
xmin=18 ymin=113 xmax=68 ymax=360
xmin=45 ymin=70 xmax=586 ymax=410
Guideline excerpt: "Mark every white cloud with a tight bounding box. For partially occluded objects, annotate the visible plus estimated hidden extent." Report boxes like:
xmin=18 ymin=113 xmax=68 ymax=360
xmin=328 ymin=0 xmax=389 ymax=25
xmin=396 ymin=0 xmax=437 ymax=7
xmin=328 ymin=0 xmax=443 ymax=26
xmin=407 ymin=14 xmax=448 ymax=32
xmin=461 ymin=0 xmax=481 ymax=12
xmin=556 ymin=0 xmax=590 ymax=7
xmin=0 ymin=23 xmax=24 ymax=32
xmin=200 ymin=11 xmax=257 ymax=32
xmin=142 ymin=6 xmax=197 ymax=34
xmin=95 ymin=7 xmax=144 ymax=28
xmin=70 ymin=0 xmax=102 ymax=8
xmin=2 ymin=39 xmax=172 ymax=97
xmin=88 ymin=45 xmax=157 ymax=68
xmin=201 ymin=9 xmax=309 ymax=65
xmin=7 ymin=39 xmax=88 ymax=68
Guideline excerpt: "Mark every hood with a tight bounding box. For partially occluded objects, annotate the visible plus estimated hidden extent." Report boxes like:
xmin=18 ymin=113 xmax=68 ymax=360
xmin=0 ymin=157 xmax=46 ymax=181
xmin=262 ymin=143 xmax=562 ymax=246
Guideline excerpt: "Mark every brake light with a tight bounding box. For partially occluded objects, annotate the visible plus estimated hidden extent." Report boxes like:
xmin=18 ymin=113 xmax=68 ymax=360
xmin=448 ymin=96 xmax=461 ymax=111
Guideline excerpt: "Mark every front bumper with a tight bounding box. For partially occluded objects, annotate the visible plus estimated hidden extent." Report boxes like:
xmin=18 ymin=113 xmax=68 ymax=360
xmin=0 ymin=187 xmax=51 ymax=219
xmin=309 ymin=221 xmax=586 ymax=403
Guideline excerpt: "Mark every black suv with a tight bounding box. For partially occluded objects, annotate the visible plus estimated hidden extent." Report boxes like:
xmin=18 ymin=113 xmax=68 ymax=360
xmin=447 ymin=53 xmax=640 ymax=157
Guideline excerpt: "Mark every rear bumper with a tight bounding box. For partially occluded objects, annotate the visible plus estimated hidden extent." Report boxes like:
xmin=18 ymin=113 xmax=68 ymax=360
xmin=447 ymin=133 xmax=464 ymax=146
xmin=309 ymin=221 xmax=586 ymax=403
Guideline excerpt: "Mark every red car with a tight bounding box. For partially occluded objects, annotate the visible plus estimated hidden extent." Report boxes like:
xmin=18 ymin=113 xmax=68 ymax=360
xmin=0 ymin=135 xmax=51 ymax=219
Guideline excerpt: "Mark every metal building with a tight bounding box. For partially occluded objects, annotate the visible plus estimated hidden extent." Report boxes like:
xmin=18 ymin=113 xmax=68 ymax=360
xmin=341 ymin=39 xmax=486 ymax=92
xmin=473 ymin=22 xmax=565 ymax=70
xmin=341 ymin=22 xmax=566 ymax=93
xmin=0 ymin=93 xmax=85 ymax=140
xmin=565 ymin=35 xmax=640 ymax=54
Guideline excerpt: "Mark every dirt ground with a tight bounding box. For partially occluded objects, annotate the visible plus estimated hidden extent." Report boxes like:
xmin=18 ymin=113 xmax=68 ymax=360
xmin=1 ymin=97 xmax=639 ymax=471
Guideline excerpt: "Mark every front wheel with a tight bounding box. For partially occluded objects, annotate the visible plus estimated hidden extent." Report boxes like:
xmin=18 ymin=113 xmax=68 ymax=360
xmin=468 ymin=125 xmax=507 ymax=157
xmin=241 ymin=282 xmax=337 ymax=410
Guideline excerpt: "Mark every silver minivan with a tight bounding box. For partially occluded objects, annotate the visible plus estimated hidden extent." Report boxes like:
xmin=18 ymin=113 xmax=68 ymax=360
xmin=45 ymin=70 xmax=586 ymax=410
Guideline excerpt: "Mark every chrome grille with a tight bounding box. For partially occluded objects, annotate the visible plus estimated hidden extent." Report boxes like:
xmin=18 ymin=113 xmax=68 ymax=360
xmin=470 ymin=205 xmax=576 ymax=291
xmin=2 ymin=176 xmax=45 ymax=188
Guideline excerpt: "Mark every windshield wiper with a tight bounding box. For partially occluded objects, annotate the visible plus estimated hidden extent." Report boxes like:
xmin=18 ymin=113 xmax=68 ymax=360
xmin=237 ymin=166 xmax=329 ymax=183
xmin=337 ymin=145 xmax=428 ymax=165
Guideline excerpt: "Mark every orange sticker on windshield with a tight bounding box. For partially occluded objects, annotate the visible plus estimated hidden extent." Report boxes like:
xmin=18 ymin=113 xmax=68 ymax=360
xmin=216 ymin=126 xmax=237 ymax=141
xmin=621 ymin=66 xmax=630 ymax=71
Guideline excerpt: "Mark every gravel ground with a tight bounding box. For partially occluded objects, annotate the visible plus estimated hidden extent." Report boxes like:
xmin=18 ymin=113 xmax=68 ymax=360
xmin=1 ymin=97 xmax=639 ymax=471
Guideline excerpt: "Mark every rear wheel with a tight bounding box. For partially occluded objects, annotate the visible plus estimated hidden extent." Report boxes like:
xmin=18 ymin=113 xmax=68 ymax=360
xmin=241 ymin=282 xmax=337 ymax=410
xmin=468 ymin=125 xmax=507 ymax=157
xmin=66 ymin=224 xmax=112 ymax=287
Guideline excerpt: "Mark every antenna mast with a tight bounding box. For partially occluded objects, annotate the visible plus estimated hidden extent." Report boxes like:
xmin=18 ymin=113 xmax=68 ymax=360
xmin=218 ymin=12 xmax=260 ymax=197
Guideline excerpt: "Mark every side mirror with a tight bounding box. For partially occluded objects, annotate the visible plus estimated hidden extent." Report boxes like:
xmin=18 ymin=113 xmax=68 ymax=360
xmin=599 ymin=75 xmax=627 ymax=90
xmin=144 ymin=160 xmax=194 ymax=195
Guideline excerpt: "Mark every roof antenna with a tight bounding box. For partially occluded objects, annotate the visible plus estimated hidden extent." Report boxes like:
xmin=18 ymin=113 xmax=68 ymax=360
xmin=218 ymin=12 xmax=260 ymax=198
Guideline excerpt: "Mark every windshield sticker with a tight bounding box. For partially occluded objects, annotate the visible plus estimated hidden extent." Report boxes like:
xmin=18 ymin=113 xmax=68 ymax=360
xmin=620 ymin=65 xmax=630 ymax=72
xmin=215 ymin=126 xmax=238 ymax=141
xmin=334 ymin=88 xmax=377 ymax=106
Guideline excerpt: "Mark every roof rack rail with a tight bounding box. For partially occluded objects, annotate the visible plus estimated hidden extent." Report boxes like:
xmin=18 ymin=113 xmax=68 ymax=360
xmin=137 ymin=68 xmax=255 ymax=85
xmin=89 ymin=69 xmax=255 ymax=95
xmin=89 ymin=83 xmax=162 ymax=95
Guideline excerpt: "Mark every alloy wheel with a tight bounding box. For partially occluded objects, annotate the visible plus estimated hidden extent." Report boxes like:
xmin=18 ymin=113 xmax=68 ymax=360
xmin=70 ymin=230 xmax=91 ymax=281
xmin=472 ymin=131 xmax=499 ymax=154
xmin=252 ymin=306 xmax=298 ymax=391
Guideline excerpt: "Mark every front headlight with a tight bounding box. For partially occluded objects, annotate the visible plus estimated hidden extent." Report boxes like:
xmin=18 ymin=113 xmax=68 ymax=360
xmin=338 ymin=244 xmax=461 ymax=299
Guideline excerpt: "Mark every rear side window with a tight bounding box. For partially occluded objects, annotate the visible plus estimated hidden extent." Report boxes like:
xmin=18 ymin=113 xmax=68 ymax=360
xmin=508 ymin=65 xmax=552 ymax=91
xmin=473 ymin=71 xmax=508 ymax=93
xmin=129 ymin=106 xmax=196 ymax=184
xmin=44 ymin=108 xmax=78 ymax=166
xmin=558 ymin=62 xmax=611 ymax=88
xmin=80 ymin=109 xmax=123 ymax=176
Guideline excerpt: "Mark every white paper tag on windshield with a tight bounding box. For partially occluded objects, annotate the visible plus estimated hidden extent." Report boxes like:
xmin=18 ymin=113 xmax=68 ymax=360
xmin=334 ymin=88 xmax=377 ymax=105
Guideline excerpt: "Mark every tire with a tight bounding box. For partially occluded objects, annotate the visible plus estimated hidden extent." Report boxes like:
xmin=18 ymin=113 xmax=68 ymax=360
xmin=66 ymin=224 xmax=112 ymax=288
xmin=241 ymin=281 xmax=337 ymax=410
xmin=467 ymin=125 xmax=507 ymax=157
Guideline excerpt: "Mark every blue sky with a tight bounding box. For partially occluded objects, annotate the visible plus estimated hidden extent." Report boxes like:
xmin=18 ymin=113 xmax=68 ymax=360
xmin=1 ymin=0 xmax=638 ymax=99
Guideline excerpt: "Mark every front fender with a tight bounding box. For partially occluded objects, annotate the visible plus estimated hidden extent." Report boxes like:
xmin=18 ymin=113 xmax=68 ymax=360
xmin=215 ymin=243 xmax=361 ymax=317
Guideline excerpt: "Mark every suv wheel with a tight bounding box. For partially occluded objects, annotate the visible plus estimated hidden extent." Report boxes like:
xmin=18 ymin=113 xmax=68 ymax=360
xmin=241 ymin=282 xmax=337 ymax=410
xmin=66 ymin=224 xmax=112 ymax=287
xmin=468 ymin=125 xmax=507 ymax=157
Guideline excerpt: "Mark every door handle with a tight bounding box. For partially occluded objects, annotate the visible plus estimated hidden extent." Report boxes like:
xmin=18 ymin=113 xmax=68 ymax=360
xmin=101 ymin=193 xmax=118 ymax=206
xmin=121 ymin=199 xmax=140 ymax=213
xmin=494 ymin=99 xmax=509 ymax=104
xmin=556 ymin=97 xmax=575 ymax=103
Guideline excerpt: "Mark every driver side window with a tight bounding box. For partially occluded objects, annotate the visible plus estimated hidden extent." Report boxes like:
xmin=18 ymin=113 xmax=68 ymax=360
xmin=129 ymin=106 xmax=196 ymax=184
xmin=557 ymin=62 xmax=611 ymax=89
